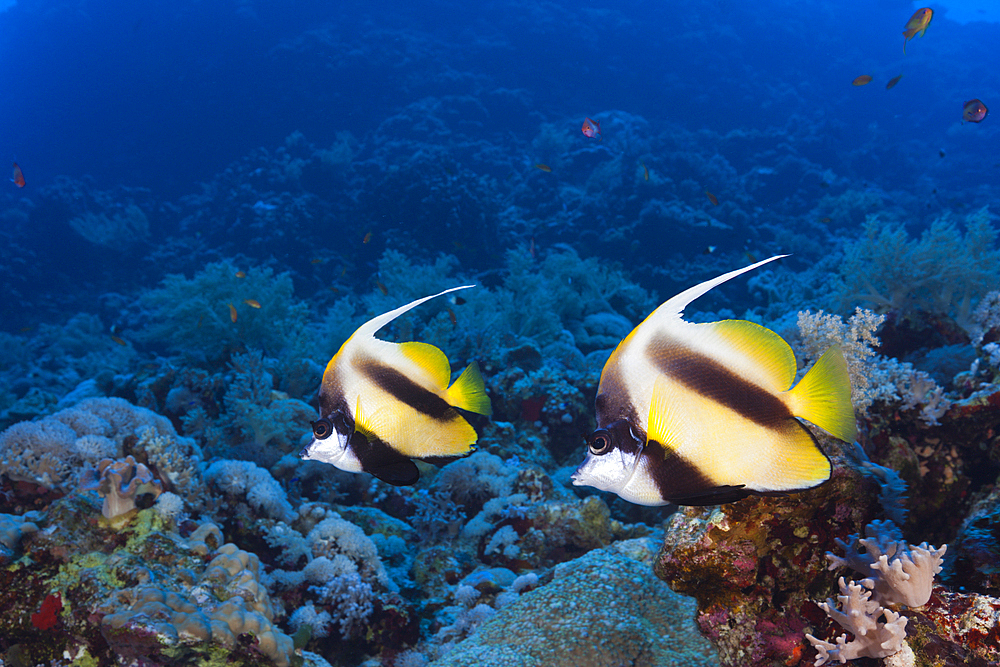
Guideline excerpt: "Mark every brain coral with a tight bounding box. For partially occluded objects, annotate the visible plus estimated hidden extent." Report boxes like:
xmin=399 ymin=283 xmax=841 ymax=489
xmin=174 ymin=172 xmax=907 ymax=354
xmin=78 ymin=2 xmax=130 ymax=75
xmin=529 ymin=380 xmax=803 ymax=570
xmin=428 ymin=545 xmax=716 ymax=667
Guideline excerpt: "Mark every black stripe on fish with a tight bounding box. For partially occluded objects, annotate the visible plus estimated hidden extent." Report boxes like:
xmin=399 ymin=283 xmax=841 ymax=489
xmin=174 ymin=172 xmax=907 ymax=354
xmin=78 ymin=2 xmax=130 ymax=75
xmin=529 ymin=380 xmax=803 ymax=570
xmin=358 ymin=358 xmax=456 ymax=421
xmin=349 ymin=429 xmax=420 ymax=486
xmin=645 ymin=336 xmax=791 ymax=430
xmin=642 ymin=438 xmax=752 ymax=505
xmin=595 ymin=375 xmax=643 ymax=435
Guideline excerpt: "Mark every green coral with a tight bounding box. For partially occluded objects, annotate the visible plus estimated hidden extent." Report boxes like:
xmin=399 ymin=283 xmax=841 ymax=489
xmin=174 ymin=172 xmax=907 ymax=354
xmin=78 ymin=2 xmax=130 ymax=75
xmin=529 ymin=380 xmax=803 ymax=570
xmin=838 ymin=207 xmax=1000 ymax=325
xmin=137 ymin=260 xmax=311 ymax=364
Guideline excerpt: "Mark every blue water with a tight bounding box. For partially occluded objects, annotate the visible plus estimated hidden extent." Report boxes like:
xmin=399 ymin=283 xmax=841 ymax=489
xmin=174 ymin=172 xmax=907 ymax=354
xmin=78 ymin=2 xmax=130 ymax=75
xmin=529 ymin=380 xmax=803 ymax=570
xmin=2 ymin=0 xmax=997 ymax=195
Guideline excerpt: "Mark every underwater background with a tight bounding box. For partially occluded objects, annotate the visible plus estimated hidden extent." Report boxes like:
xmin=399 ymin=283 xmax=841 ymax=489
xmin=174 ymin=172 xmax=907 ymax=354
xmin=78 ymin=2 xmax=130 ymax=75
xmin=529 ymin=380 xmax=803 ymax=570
xmin=1 ymin=0 xmax=1000 ymax=664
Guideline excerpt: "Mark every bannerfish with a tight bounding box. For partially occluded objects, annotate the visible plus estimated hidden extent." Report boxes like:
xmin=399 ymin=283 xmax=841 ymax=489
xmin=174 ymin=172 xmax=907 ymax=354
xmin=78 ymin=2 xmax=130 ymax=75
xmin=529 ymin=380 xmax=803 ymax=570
xmin=572 ymin=255 xmax=856 ymax=506
xmin=301 ymin=285 xmax=492 ymax=486
xmin=903 ymin=7 xmax=932 ymax=54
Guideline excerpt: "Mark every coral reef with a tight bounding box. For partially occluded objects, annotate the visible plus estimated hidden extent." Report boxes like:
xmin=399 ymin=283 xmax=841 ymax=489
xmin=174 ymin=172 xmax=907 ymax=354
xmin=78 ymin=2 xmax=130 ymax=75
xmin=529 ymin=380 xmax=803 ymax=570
xmin=429 ymin=543 xmax=716 ymax=667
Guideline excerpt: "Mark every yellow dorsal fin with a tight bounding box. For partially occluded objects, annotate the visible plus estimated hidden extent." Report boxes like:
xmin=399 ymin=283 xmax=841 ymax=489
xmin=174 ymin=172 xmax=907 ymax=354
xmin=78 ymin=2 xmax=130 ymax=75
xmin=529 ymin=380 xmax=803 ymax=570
xmin=446 ymin=361 xmax=493 ymax=416
xmin=399 ymin=341 xmax=452 ymax=388
xmin=706 ymin=319 xmax=798 ymax=392
xmin=787 ymin=346 xmax=857 ymax=443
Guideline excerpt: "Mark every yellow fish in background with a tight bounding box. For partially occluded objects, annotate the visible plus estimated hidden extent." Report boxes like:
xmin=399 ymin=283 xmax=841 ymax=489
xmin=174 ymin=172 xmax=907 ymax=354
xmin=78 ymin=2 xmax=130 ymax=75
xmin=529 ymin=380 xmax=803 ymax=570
xmin=301 ymin=285 xmax=492 ymax=486
xmin=572 ymin=256 xmax=857 ymax=506
xmin=903 ymin=7 xmax=932 ymax=54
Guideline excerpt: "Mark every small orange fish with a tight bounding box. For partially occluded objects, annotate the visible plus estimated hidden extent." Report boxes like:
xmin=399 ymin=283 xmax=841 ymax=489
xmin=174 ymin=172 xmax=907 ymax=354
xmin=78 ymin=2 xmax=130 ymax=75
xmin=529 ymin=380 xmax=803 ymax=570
xmin=235 ymin=270 xmax=246 ymax=278
xmin=197 ymin=315 xmax=204 ymax=328
xmin=376 ymin=280 xmax=388 ymax=295
xmin=447 ymin=307 xmax=457 ymax=327
xmin=705 ymin=191 xmax=719 ymax=206
xmin=534 ymin=163 xmax=552 ymax=173
xmin=310 ymin=258 xmax=324 ymax=264
xmin=11 ymin=162 xmax=25 ymax=188
xmin=244 ymin=299 xmax=261 ymax=308
xmin=852 ymin=75 xmax=873 ymax=86
xmin=228 ymin=303 xmax=238 ymax=323
xmin=642 ymin=163 xmax=649 ymax=181
xmin=963 ymin=99 xmax=988 ymax=123
xmin=363 ymin=231 xmax=373 ymax=244
xmin=903 ymin=8 xmax=932 ymax=54
xmin=582 ymin=117 xmax=602 ymax=140
xmin=111 ymin=335 xmax=127 ymax=346
xmin=19 ymin=326 xmax=33 ymax=333
xmin=885 ymin=74 xmax=903 ymax=90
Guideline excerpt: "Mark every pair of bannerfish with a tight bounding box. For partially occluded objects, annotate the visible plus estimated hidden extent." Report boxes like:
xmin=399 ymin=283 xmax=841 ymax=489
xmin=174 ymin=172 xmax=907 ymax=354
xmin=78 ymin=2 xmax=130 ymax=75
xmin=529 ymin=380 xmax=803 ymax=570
xmin=301 ymin=255 xmax=857 ymax=506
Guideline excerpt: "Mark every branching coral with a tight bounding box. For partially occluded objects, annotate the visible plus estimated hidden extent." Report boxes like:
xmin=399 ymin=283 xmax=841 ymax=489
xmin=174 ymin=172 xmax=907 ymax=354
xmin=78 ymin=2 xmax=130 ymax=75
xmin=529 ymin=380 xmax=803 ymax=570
xmin=204 ymin=459 xmax=295 ymax=522
xmin=806 ymin=577 xmax=909 ymax=665
xmin=838 ymin=207 xmax=1000 ymax=325
xmin=68 ymin=204 xmax=150 ymax=250
xmin=136 ymin=260 xmax=311 ymax=363
xmin=796 ymin=308 xmax=951 ymax=424
xmin=806 ymin=519 xmax=946 ymax=665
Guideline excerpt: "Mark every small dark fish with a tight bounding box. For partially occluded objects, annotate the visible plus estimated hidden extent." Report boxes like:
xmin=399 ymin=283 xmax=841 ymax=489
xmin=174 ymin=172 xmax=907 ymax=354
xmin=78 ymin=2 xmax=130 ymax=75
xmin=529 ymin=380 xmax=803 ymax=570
xmin=534 ymin=163 xmax=552 ymax=173
xmin=447 ymin=307 xmax=457 ymax=327
xmin=705 ymin=191 xmax=719 ymax=206
xmin=885 ymin=74 xmax=903 ymax=90
xmin=819 ymin=217 xmax=832 ymax=223
xmin=311 ymin=258 xmax=324 ymax=265
xmin=111 ymin=335 xmax=127 ymax=347
xmin=702 ymin=245 xmax=717 ymax=255
xmin=852 ymin=75 xmax=873 ymax=86
xmin=642 ymin=163 xmax=649 ymax=181
xmin=451 ymin=295 xmax=466 ymax=306
xmin=939 ymin=149 xmax=946 ymax=158
xmin=963 ymin=99 xmax=988 ymax=123
xmin=376 ymin=280 xmax=388 ymax=295
xmin=11 ymin=162 xmax=25 ymax=188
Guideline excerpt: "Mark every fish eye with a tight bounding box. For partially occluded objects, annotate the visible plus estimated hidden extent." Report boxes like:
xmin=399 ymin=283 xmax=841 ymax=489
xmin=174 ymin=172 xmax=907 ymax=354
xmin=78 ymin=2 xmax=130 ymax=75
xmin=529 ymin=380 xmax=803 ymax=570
xmin=311 ymin=418 xmax=334 ymax=440
xmin=588 ymin=430 xmax=613 ymax=455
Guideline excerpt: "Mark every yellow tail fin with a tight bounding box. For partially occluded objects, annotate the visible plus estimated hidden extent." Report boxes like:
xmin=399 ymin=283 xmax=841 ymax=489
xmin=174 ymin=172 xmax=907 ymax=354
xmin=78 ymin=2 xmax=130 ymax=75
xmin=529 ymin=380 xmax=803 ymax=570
xmin=446 ymin=361 xmax=492 ymax=416
xmin=787 ymin=346 xmax=857 ymax=443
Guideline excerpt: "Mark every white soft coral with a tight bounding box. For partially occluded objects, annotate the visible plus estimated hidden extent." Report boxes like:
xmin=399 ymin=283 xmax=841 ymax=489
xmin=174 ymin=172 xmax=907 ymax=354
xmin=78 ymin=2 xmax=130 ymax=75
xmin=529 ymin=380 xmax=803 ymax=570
xmin=805 ymin=577 xmax=909 ymax=665
xmin=826 ymin=519 xmax=946 ymax=608
xmin=807 ymin=520 xmax=946 ymax=666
